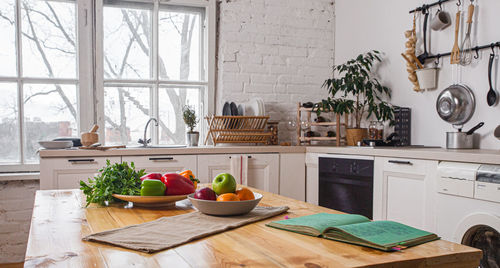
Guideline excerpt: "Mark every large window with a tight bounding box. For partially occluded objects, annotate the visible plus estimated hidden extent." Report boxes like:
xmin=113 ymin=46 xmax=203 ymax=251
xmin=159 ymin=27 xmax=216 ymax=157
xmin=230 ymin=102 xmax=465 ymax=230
xmin=0 ymin=0 xmax=78 ymax=167
xmin=101 ymin=1 xmax=207 ymax=146
xmin=0 ymin=0 xmax=215 ymax=170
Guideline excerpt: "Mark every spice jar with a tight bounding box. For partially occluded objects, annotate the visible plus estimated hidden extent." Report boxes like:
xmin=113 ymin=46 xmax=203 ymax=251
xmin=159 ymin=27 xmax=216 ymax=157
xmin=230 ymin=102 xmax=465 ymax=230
xmin=376 ymin=121 xmax=384 ymax=140
xmin=368 ymin=121 xmax=378 ymax=139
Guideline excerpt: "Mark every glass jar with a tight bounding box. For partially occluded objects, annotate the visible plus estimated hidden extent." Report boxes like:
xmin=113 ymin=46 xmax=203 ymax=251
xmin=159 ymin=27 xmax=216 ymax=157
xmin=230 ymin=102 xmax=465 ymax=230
xmin=376 ymin=121 xmax=384 ymax=140
xmin=368 ymin=121 xmax=378 ymax=139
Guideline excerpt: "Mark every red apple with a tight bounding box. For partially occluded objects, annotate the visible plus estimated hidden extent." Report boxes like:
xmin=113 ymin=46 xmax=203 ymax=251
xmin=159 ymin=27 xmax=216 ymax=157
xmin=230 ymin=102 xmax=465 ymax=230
xmin=194 ymin=187 xmax=217 ymax=201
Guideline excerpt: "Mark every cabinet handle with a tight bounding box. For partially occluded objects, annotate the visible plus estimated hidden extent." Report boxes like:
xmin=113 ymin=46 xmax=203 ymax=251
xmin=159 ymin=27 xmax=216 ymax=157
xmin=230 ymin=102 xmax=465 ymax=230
xmin=229 ymin=156 xmax=252 ymax=159
xmin=68 ymin=159 xmax=95 ymax=163
xmin=149 ymin=157 xmax=174 ymax=161
xmin=388 ymin=160 xmax=413 ymax=165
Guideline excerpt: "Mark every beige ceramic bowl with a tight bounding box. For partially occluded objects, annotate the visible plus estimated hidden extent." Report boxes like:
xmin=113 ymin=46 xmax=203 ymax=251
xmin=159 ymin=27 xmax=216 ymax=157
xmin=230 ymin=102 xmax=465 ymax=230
xmin=188 ymin=192 xmax=262 ymax=216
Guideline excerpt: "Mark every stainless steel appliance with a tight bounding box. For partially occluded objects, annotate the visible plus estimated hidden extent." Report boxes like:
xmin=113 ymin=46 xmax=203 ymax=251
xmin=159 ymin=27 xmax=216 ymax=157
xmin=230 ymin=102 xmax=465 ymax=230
xmin=319 ymin=155 xmax=374 ymax=219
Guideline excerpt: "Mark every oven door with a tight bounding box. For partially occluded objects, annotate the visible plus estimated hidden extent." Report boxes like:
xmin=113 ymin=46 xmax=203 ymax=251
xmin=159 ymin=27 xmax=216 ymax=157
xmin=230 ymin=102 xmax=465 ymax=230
xmin=319 ymin=156 xmax=374 ymax=219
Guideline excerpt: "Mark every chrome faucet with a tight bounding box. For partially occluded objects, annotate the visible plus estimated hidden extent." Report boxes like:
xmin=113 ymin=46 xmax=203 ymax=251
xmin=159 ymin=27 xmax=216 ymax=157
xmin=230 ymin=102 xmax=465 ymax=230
xmin=138 ymin=118 xmax=158 ymax=147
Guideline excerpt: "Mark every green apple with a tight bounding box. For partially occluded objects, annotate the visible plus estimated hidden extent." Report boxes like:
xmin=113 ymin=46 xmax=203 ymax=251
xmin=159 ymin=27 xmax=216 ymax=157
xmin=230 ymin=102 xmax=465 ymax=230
xmin=212 ymin=173 xmax=237 ymax=195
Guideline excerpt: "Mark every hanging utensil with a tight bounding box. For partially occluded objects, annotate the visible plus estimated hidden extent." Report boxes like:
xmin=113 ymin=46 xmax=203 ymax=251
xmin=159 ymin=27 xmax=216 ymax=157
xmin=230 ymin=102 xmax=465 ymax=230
xmin=450 ymin=11 xmax=461 ymax=64
xmin=436 ymin=84 xmax=475 ymax=127
xmin=487 ymin=51 xmax=498 ymax=106
xmin=417 ymin=9 xmax=430 ymax=64
xmin=459 ymin=1 xmax=475 ymax=66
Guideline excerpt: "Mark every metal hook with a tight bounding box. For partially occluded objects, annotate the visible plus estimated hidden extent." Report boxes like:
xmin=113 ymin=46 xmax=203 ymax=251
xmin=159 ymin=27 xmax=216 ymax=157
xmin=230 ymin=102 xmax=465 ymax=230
xmin=456 ymin=0 xmax=461 ymax=6
xmin=438 ymin=0 xmax=443 ymax=11
xmin=435 ymin=55 xmax=440 ymax=65
xmin=491 ymin=44 xmax=496 ymax=55
xmin=474 ymin=48 xmax=479 ymax=59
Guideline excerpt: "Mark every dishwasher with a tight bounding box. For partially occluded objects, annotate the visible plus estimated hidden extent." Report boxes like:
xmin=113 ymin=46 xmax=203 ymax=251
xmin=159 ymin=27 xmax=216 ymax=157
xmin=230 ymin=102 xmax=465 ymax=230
xmin=318 ymin=155 xmax=374 ymax=219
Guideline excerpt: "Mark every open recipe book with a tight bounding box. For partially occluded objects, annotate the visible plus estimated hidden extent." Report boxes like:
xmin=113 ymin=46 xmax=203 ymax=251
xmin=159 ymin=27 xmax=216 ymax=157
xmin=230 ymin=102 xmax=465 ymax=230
xmin=266 ymin=213 xmax=439 ymax=251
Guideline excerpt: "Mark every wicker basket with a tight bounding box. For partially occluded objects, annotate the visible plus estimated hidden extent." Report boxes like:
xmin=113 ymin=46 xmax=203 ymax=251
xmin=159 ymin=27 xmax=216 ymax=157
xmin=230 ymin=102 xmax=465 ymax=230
xmin=204 ymin=116 xmax=272 ymax=145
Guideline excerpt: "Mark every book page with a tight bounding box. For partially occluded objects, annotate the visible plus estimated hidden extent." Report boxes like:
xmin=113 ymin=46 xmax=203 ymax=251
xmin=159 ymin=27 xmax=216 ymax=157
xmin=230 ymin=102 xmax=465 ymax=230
xmin=271 ymin=213 xmax=370 ymax=233
xmin=330 ymin=221 xmax=435 ymax=247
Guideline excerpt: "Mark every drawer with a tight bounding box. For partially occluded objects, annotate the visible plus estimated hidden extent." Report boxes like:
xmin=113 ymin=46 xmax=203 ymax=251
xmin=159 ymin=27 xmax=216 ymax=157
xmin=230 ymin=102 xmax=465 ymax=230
xmin=437 ymin=177 xmax=474 ymax=198
xmin=475 ymin=181 xmax=500 ymax=203
xmin=122 ymin=155 xmax=197 ymax=174
xmin=380 ymin=157 xmax=432 ymax=175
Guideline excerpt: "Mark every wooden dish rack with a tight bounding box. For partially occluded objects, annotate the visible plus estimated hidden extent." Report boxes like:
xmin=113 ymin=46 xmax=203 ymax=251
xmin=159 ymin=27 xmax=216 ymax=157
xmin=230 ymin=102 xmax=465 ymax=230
xmin=297 ymin=103 xmax=348 ymax=146
xmin=204 ymin=116 xmax=272 ymax=145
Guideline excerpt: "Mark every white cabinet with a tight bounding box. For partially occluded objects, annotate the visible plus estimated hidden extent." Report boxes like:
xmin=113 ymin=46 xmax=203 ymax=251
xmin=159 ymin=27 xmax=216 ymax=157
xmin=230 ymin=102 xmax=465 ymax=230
xmin=122 ymin=155 xmax=197 ymax=175
xmin=305 ymin=153 xmax=319 ymax=204
xmin=246 ymin=153 xmax=279 ymax=194
xmin=197 ymin=154 xmax=231 ymax=184
xmin=279 ymin=153 xmax=305 ymax=201
xmin=374 ymin=157 xmax=438 ymax=231
xmin=197 ymin=153 xmax=280 ymax=194
xmin=40 ymin=156 xmax=121 ymax=190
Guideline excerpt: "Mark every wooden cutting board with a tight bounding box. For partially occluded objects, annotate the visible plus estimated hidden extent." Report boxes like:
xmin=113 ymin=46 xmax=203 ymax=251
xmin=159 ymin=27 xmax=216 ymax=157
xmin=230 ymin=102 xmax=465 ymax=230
xmin=79 ymin=145 xmax=126 ymax=151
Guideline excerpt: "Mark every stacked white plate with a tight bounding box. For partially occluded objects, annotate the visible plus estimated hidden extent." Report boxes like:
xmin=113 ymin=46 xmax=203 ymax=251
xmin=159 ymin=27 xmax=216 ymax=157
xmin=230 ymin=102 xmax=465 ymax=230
xmin=243 ymin=98 xmax=265 ymax=116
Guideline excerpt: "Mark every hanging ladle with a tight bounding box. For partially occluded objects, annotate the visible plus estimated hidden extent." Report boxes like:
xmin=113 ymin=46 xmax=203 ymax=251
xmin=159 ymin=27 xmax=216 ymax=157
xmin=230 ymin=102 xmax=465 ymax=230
xmin=417 ymin=7 xmax=430 ymax=64
xmin=487 ymin=45 xmax=498 ymax=106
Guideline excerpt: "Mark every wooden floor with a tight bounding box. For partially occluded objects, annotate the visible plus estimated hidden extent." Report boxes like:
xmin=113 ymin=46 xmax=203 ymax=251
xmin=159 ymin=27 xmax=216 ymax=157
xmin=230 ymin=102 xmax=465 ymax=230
xmin=0 ymin=263 xmax=23 ymax=268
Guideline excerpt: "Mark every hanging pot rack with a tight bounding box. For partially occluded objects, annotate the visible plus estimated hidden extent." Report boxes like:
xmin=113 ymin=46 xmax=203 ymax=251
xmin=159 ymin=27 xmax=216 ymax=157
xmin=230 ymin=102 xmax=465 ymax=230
xmin=408 ymin=0 xmax=500 ymax=63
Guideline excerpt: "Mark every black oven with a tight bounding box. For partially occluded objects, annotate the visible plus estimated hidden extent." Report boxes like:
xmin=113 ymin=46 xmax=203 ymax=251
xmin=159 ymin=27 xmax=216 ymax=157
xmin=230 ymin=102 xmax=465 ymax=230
xmin=319 ymin=155 xmax=374 ymax=219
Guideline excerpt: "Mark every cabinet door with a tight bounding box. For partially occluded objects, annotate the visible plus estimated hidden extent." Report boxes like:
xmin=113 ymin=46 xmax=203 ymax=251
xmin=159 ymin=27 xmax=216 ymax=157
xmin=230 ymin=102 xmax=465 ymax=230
xmin=197 ymin=154 xmax=231 ymax=184
xmin=305 ymin=153 xmax=319 ymax=205
xmin=246 ymin=154 xmax=279 ymax=194
xmin=122 ymin=155 xmax=197 ymax=175
xmin=280 ymin=153 xmax=305 ymax=201
xmin=40 ymin=157 xmax=121 ymax=190
xmin=374 ymin=157 xmax=438 ymax=231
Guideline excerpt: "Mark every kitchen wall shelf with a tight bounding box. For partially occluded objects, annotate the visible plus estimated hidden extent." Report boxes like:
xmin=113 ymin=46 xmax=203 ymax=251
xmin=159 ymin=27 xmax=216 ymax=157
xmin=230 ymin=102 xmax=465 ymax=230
xmin=296 ymin=103 xmax=348 ymax=146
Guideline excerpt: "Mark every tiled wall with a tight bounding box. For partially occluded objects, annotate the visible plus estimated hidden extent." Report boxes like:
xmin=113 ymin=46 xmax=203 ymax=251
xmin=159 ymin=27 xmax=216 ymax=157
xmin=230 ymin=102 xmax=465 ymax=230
xmin=217 ymin=0 xmax=335 ymax=142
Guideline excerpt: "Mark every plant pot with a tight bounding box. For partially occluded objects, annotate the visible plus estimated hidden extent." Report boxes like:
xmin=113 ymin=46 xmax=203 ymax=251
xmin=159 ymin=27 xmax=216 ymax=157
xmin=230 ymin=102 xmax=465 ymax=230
xmin=186 ymin=132 xmax=199 ymax=147
xmin=346 ymin=128 xmax=368 ymax=146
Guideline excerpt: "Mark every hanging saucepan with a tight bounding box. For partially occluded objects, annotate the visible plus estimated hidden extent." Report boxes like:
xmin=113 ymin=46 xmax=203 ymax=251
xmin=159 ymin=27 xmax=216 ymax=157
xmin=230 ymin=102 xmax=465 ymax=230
xmin=436 ymin=84 xmax=475 ymax=127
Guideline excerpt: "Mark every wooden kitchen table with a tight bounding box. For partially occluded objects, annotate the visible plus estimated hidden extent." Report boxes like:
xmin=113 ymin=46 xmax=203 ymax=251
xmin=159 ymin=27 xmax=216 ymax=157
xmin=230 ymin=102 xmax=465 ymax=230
xmin=25 ymin=188 xmax=482 ymax=268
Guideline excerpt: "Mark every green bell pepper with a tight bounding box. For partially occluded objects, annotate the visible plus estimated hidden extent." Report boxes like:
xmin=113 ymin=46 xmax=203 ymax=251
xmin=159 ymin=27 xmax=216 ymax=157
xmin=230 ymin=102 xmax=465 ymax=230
xmin=140 ymin=179 xmax=166 ymax=196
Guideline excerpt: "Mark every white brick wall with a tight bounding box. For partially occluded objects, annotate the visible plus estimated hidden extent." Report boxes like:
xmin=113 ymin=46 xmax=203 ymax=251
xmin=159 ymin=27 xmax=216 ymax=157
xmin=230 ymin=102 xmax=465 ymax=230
xmin=0 ymin=180 xmax=39 ymax=263
xmin=217 ymin=0 xmax=335 ymax=142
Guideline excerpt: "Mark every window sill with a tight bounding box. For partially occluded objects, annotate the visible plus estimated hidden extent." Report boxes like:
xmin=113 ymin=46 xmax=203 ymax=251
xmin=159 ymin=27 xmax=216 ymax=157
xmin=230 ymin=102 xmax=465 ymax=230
xmin=0 ymin=172 xmax=40 ymax=182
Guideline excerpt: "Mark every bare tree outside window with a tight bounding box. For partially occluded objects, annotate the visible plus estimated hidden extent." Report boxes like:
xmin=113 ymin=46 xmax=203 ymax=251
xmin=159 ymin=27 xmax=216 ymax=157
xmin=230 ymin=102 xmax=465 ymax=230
xmin=0 ymin=0 xmax=206 ymax=164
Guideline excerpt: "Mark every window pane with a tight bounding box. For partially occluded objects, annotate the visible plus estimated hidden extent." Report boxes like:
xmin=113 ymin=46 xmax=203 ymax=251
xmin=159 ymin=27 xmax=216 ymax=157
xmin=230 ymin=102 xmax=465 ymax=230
xmin=21 ymin=0 xmax=77 ymax=78
xmin=104 ymin=5 xmax=152 ymax=79
xmin=159 ymin=9 xmax=202 ymax=81
xmin=0 ymin=0 xmax=17 ymax=77
xmin=0 ymin=83 xmax=20 ymax=163
xmin=105 ymin=86 xmax=151 ymax=145
xmin=23 ymin=84 xmax=77 ymax=162
xmin=159 ymin=87 xmax=203 ymax=145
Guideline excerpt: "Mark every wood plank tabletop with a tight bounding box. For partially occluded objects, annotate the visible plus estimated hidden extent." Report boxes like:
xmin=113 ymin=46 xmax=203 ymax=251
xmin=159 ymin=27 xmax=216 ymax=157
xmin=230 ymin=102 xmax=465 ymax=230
xmin=25 ymin=187 xmax=482 ymax=268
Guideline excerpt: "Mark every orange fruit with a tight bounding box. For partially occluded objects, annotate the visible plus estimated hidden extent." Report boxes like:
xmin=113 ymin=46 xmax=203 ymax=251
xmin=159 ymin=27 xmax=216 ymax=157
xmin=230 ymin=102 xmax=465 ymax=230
xmin=216 ymin=193 xmax=240 ymax=202
xmin=235 ymin=188 xmax=255 ymax=201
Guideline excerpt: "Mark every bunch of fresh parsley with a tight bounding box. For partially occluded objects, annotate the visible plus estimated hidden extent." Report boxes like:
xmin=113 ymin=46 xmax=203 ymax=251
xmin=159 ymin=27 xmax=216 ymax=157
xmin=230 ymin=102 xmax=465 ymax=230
xmin=80 ymin=160 xmax=146 ymax=206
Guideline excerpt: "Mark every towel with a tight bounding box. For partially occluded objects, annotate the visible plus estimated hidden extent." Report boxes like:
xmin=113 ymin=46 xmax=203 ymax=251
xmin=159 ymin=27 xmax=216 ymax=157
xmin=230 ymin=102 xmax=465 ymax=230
xmin=83 ymin=206 xmax=289 ymax=253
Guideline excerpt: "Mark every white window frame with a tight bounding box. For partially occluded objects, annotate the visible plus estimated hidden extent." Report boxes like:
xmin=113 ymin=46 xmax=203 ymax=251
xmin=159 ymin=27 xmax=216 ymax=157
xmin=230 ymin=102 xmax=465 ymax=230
xmin=93 ymin=0 xmax=216 ymax=145
xmin=0 ymin=0 xmax=215 ymax=172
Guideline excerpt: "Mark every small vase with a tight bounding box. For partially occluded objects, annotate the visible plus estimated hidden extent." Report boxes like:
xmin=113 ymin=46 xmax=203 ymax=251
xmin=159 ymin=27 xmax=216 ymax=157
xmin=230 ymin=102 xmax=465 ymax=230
xmin=186 ymin=132 xmax=199 ymax=147
xmin=346 ymin=128 xmax=368 ymax=146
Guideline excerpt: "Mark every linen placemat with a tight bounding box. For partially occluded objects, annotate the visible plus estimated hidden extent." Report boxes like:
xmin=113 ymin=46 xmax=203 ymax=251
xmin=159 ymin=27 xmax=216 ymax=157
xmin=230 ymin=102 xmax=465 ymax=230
xmin=83 ymin=206 xmax=289 ymax=253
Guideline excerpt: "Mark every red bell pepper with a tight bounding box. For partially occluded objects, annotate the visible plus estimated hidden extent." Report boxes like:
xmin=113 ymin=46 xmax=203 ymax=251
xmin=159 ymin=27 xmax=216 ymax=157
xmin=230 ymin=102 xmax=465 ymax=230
xmin=140 ymin=173 xmax=163 ymax=181
xmin=162 ymin=173 xmax=195 ymax=195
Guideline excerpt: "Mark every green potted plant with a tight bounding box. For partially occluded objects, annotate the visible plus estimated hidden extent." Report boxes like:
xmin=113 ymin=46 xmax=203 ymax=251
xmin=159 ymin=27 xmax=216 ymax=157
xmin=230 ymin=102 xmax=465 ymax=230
xmin=315 ymin=50 xmax=394 ymax=146
xmin=183 ymin=105 xmax=199 ymax=146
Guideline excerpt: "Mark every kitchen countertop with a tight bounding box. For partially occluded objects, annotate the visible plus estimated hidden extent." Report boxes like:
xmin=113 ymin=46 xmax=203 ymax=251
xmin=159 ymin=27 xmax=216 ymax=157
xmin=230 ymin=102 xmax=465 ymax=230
xmin=39 ymin=145 xmax=500 ymax=164
xmin=25 ymin=187 xmax=481 ymax=267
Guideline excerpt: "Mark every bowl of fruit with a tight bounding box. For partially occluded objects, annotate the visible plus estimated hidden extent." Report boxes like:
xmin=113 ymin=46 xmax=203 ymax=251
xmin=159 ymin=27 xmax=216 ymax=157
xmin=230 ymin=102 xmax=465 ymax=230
xmin=188 ymin=173 xmax=262 ymax=216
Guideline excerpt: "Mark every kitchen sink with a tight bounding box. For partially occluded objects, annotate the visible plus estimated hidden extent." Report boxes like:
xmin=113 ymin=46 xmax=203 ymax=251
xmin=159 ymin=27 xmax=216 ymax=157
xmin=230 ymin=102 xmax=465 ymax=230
xmin=128 ymin=145 xmax=187 ymax=149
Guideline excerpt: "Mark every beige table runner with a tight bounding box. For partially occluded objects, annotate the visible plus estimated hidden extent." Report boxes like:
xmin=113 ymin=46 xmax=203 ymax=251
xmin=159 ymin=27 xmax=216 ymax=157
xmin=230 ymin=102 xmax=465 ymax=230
xmin=83 ymin=206 xmax=289 ymax=253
